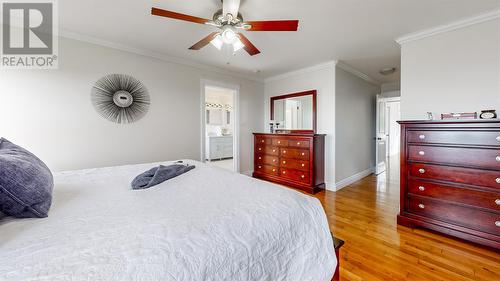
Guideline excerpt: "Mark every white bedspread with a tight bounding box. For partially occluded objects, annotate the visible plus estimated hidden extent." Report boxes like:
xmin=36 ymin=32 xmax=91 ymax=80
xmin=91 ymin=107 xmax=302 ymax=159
xmin=0 ymin=160 xmax=336 ymax=281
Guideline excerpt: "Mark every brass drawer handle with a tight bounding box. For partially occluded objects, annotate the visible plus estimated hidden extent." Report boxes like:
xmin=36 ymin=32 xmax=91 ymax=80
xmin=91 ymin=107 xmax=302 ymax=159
xmin=278 ymin=141 xmax=281 ymax=144
xmin=282 ymin=161 xmax=286 ymax=164
xmin=496 ymin=178 xmax=500 ymax=184
xmin=258 ymin=148 xmax=262 ymax=151
xmin=301 ymin=153 xmax=305 ymax=156
xmin=496 ymin=156 xmax=500 ymax=162
xmin=419 ymin=134 xmax=426 ymax=140
xmin=301 ymin=175 xmax=305 ymax=179
xmin=419 ymin=186 xmax=425 ymax=191
xmin=301 ymin=163 xmax=305 ymax=167
xmin=273 ymin=159 xmax=276 ymax=162
xmin=418 ymin=204 xmax=425 ymax=209
xmin=497 ymin=136 xmax=500 ymax=142
xmin=297 ymin=142 xmax=301 ymax=145
xmin=283 ymin=150 xmax=287 ymax=154
xmin=495 ymin=199 xmax=500 ymax=205
xmin=272 ymin=149 xmax=276 ymax=153
xmin=496 ymin=221 xmax=500 ymax=227
xmin=258 ymin=166 xmax=262 ymax=169
xmin=272 ymin=169 xmax=276 ymax=172
xmin=261 ymin=140 xmax=265 ymax=143
xmin=419 ymin=169 xmax=426 ymax=174
xmin=282 ymin=171 xmax=286 ymax=174
xmin=419 ymin=151 xmax=425 ymax=156
xmin=258 ymin=157 xmax=262 ymax=160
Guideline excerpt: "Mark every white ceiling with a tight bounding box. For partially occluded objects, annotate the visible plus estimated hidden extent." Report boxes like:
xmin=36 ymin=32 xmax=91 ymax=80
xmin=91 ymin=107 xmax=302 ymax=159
xmin=60 ymin=0 xmax=500 ymax=83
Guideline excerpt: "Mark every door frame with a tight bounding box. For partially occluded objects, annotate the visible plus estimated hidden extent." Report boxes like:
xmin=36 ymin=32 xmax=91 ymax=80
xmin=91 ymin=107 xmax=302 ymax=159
xmin=200 ymin=79 xmax=240 ymax=172
xmin=384 ymin=97 xmax=401 ymax=158
xmin=375 ymin=95 xmax=387 ymax=175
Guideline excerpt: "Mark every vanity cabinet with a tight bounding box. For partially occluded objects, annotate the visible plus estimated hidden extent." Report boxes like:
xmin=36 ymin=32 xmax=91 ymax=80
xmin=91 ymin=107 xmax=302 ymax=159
xmin=206 ymin=136 xmax=233 ymax=161
xmin=253 ymin=133 xmax=325 ymax=193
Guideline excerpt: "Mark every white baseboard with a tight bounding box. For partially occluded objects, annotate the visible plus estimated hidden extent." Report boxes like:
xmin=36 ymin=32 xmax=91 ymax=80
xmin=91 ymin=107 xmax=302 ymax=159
xmin=241 ymin=170 xmax=253 ymax=176
xmin=334 ymin=168 xmax=375 ymax=191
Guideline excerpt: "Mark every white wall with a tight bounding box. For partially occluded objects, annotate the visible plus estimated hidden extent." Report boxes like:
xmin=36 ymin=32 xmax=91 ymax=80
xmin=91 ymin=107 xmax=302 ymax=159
xmin=381 ymin=82 xmax=401 ymax=98
xmin=0 ymin=37 xmax=264 ymax=172
xmin=401 ymin=19 xmax=500 ymax=120
xmin=335 ymin=67 xmax=379 ymax=183
xmin=264 ymin=63 xmax=336 ymax=190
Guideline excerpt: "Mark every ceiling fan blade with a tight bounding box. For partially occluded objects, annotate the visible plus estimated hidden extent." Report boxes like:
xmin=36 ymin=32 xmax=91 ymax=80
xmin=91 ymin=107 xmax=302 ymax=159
xmin=189 ymin=32 xmax=220 ymax=50
xmin=245 ymin=20 xmax=299 ymax=31
xmin=237 ymin=33 xmax=260 ymax=56
xmin=151 ymin=7 xmax=210 ymax=24
xmin=223 ymin=0 xmax=241 ymax=19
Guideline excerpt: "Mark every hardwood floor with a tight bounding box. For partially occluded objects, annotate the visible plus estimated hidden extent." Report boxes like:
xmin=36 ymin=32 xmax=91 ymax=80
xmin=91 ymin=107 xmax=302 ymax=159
xmin=312 ymin=160 xmax=500 ymax=281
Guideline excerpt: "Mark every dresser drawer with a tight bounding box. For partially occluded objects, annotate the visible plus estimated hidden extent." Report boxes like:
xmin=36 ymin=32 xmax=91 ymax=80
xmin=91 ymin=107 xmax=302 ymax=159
xmin=279 ymin=168 xmax=310 ymax=184
xmin=271 ymin=139 xmax=288 ymax=146
xmin=409 ymin=163 xmax=500 ymax=189
xmin=256 ymin=145 xmax=279 ymax=156
xmin=256 ymin=137 xmax=271 ymax=145
xmin=408 ymin=145 xmax=500 ymax=170
xmin=280 ymin=159 xmax=309 ymax=172
xmin=408 ymin=180 xmax=500 ymax=211
xmin=281 ymin=148 xmax=310 ymax=160
xmin=408 ymin=130 xmax=500 ymax=146
xmin=256 ymin=154 xmax=279 ymax=166
xmin=255 ymin=164 xmax=278 ymax=175
xmin=408 ymin=196 xmax=500 ymax=235
xmin=288 ymin=139 xmax=310 ymax=148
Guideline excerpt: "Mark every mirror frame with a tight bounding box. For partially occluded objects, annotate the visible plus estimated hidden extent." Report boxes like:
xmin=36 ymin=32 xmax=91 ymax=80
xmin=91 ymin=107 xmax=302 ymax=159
xmin=270 ymin=90 xmax=317 ymax=134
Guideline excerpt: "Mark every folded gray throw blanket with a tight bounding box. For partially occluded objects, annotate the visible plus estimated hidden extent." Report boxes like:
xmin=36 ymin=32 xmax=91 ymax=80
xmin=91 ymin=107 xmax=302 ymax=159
xmin=131 ymin=164 xmax=195 ymax=190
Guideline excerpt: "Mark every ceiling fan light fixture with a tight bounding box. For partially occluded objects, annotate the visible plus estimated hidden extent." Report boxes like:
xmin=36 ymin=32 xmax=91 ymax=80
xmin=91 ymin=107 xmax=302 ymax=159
xmin=210 ymin=35 xmax=223 ymax=50
xmin=233 ymin=39 xmax=245 ymax=52
xmin=221 ymin=26 xmax=237 ymax=44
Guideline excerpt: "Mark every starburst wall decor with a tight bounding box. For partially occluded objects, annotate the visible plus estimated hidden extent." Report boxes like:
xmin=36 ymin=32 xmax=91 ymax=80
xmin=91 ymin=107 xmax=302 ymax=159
xmin=91 ymin=74 xmax=150 ymax=124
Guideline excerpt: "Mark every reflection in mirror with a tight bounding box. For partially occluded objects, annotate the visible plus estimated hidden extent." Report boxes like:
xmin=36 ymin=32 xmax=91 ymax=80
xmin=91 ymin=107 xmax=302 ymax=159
xmin=273 ymin=95 xmax=314 ymax=131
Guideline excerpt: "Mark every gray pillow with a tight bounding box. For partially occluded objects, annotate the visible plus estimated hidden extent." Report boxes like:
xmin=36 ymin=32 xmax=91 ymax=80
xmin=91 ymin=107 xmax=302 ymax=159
xmin=0 ymin=138 xmax=53 ymax=218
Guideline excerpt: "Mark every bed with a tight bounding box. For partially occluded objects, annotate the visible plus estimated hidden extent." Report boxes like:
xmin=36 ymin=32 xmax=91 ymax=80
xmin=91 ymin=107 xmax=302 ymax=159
xmin=0 ymin=160 xmax=337 ymax=281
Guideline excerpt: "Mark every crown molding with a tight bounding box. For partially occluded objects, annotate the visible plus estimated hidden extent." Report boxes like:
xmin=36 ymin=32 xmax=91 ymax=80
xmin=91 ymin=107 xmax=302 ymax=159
xmin=264 ymin=61 xmax=338 ymax=83
xmin=396 ymin=9 xmax=500 ymax=45
xmin=336 ymin=61 xmax=380 ymax=85
xmin=59 ymin=29 xmax=265 ymax=83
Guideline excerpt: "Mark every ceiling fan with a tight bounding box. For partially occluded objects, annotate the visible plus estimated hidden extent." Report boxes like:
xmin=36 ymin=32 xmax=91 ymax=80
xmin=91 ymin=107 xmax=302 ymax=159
xmin=151 ymin=0 xmax=299 ymax=56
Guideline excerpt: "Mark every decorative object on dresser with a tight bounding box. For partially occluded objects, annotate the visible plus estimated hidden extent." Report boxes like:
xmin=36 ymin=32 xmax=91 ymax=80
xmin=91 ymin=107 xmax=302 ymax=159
xmin=253 ymin=133 xmax=325 ymax=193
xmin=397 ymin=120 xmax=500 ymax=249
xmin=480 ymin=110 xmax=497 ymax=119
xmin=440 ymin=112 xmax=477 ymax=120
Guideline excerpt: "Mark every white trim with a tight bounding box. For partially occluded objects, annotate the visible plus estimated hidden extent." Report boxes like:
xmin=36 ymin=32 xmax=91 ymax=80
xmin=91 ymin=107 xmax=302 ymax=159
xmin=334 ymin=168 xmax=374 ymax=191
xmin=200 ymin=79 xmax=241 ymax=172
xmin=395 ymin=9 xmax=500 ymax=45
xmin=264 ymin=61 xmax=338 ymax=83
xmin=336 ymin=61 xmax=380 ymax=85
xmin=241 ymin=170 xmax=253 ymax=176
xmin=60 ymin=29 xmax=264 ymax=83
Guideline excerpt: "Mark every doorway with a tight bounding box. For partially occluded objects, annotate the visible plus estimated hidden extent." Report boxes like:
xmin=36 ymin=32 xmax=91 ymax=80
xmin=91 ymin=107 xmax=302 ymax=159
xmin=201 ymin=80 xmax=239 ymax=172
xmin=375 ymin=96 xmax=401 ymax=177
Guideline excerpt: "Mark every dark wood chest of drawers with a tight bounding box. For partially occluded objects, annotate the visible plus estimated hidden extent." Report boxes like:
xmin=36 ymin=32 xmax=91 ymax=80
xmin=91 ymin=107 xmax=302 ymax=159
xmin=253 ymin=133 xmax=326 ymax=193
xmin=398 ymin=120 xmax=500 ymax=249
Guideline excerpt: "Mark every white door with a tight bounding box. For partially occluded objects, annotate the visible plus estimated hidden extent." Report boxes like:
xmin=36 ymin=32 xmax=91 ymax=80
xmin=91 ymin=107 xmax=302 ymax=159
xmin=375 ymin=95 xmax=387 ymax=175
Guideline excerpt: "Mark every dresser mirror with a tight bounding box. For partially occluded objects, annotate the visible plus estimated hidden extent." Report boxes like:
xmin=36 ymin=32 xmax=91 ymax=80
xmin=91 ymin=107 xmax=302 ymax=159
xmin=271 ymin=90 xmax=317 ymax=134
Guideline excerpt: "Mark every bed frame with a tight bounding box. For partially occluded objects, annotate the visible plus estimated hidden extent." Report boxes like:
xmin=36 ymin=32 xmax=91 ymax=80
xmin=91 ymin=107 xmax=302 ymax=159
xmin=331 ymin=234 xmax=344 ymax=281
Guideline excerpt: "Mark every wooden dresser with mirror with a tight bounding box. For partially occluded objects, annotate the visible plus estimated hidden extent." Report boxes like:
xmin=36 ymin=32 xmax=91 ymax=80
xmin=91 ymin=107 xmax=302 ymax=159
xmin=253 ymin=90 xmax=326 ymax=194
